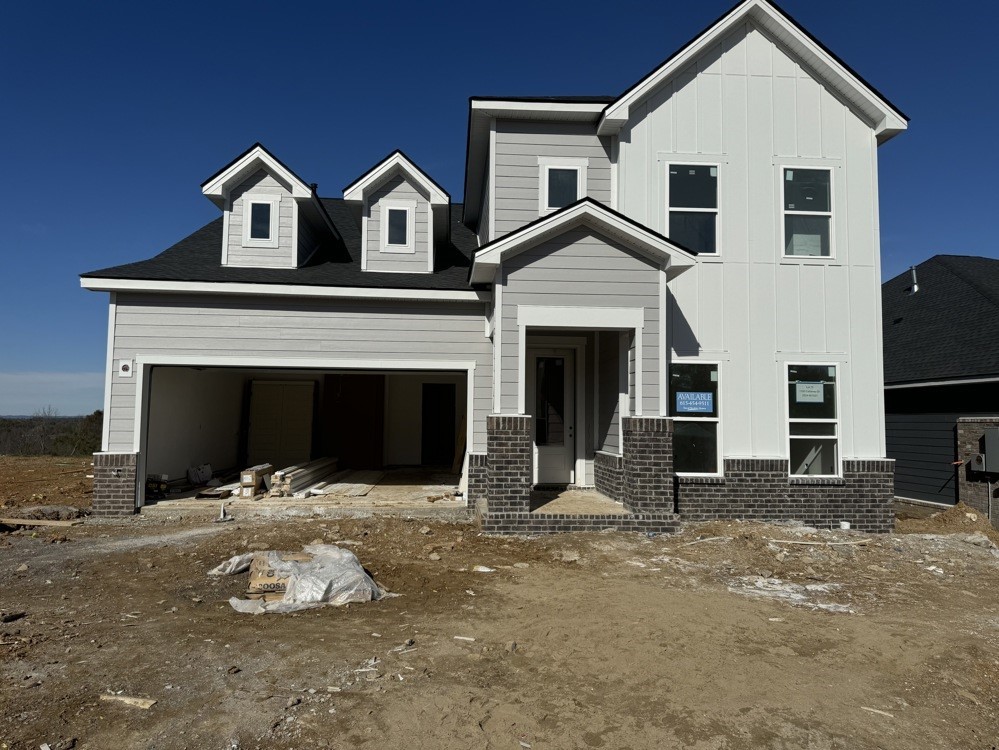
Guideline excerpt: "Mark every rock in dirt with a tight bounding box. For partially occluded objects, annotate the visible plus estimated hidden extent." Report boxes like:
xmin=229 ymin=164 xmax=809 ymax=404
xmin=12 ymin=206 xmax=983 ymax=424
xmin=419 ymin=526 xmax=432 ymax=535
xmin=1 ymin=611 xmax=26 ymax=623
xmin=428 ymin=553 xmax=441 ymax=561
xmin=16 ymin=563 xmax=28 ymax=572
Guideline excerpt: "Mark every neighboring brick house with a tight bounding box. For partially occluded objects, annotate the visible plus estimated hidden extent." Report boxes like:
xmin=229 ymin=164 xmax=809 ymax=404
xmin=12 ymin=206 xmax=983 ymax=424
xmin=883 ymin=255 xmax=999 ymax=524
xmin=81 ymin=0 xmax=907 ymax=532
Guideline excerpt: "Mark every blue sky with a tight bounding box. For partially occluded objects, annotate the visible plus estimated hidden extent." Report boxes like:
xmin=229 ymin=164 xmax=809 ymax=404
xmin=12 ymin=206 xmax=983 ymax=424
xmin=0 ymin=0 xmax=995 ymax=415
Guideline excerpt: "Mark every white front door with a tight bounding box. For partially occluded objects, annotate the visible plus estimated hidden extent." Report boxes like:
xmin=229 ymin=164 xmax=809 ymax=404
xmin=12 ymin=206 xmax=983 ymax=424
xmin=527 ymin=349 xmax=575 ymax=485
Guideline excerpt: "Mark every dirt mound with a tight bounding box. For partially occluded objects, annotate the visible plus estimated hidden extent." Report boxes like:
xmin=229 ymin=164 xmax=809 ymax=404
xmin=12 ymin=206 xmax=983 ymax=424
xmin=895 ymin=501 xmax=999 ymax=545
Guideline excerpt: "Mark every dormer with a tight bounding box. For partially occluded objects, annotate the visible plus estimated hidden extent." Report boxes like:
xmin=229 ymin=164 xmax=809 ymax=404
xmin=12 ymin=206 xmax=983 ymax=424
xmin=342 ymin=151 xmax=450 ymax=274
xmin=202 ymin=143 xmax=335 ymax=269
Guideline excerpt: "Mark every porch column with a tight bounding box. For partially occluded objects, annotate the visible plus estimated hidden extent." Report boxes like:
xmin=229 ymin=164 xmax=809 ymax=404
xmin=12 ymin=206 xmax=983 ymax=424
xmin=621 ymin=417 xmax=674 ymax=513
xmin=486 ymin=415 xmax=533 ymax=513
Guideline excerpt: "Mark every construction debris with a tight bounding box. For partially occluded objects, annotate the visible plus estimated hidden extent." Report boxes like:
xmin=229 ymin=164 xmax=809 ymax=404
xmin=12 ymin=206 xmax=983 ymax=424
xmin=0 ymin=517 xmax=82 ymax=528
xmin=268 ymin=458 xmax=340 ymax=497
xmin=100 ymin=694 xmax=156 ymax=709
xmin=239 ymin=463 xmax=274 ymax=499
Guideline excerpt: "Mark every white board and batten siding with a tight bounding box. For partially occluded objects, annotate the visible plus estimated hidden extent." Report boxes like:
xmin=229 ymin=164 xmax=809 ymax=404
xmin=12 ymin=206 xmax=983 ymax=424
xmin=104 ymin=293 xmax=492 ymax=453
xmin=226 ymin=169 xmax=296 ymax=268
xmin=617 ymin=20 xmax=886 ymax=461
xmin=493 ymin=121 xmax=613 ymax=238
xmin=499 ymin=227 xmax=661 ymax=417
xmin=365 ymin=174 xmax=432 ymax=273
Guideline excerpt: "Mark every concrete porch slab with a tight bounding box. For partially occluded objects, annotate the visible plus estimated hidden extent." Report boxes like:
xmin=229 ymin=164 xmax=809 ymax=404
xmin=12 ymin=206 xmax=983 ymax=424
xmin=530 ymin=488 xmax=627 ymax=515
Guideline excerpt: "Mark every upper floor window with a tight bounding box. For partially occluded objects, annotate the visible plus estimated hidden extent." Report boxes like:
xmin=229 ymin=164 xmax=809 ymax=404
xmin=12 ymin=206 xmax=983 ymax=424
xmin=669 ymin=362 xmax=720 ymax=474
xmin=783 ymin=168 xmax=832 ymax=257
xmin=242 ymin=195 xmax=281 ymax=248
xmin=379 ymin=200 xmax=416 ymax=253
xmin=539 ymin=157 xmax=588 ymax=214
xmin=667 ymin=164 xmax=718 ymax=255
xmin=787 ymin=364 xmax=839 ymax=476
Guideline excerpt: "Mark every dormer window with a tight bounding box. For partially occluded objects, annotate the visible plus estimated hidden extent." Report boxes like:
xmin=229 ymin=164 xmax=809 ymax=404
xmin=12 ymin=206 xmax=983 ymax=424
xmin=380 ymin=200 xmax=416 ymax=253
xmin=539 ymin=157 xmax=588 ymax=214
xmin=242 ymin=195 xmax=281 ymax=248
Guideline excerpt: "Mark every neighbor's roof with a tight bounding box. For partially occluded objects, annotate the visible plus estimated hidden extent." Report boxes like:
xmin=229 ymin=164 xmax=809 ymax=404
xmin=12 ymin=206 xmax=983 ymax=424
xmin=882 ymin=255 xmax=999 ymax=385
xmin=80 ymin=199 xmax=481 ymax=292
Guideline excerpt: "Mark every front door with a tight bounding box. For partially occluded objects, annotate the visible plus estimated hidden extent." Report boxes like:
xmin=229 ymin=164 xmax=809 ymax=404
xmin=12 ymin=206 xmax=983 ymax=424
xmin=527 ymin=349 xmax=575 ymax=485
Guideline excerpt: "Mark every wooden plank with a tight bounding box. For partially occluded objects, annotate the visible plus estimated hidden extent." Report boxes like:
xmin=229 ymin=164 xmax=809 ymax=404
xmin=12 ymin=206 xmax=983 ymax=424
xmin=0 ymin=517 xmax=83 ymax=528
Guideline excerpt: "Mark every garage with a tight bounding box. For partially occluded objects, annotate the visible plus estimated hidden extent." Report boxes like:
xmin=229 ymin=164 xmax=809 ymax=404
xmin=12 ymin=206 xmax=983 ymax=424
xmin=141 ymin=365 xmax=469 ymax=505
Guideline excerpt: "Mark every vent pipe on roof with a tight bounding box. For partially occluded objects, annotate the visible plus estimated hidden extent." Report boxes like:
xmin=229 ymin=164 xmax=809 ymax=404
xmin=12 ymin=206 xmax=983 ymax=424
xmin=906 ymin=266 xmax=919 ymax=295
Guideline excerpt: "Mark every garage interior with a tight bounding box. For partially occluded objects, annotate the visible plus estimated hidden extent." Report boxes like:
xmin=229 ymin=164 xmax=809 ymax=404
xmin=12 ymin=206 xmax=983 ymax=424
xmin=142 ymin=366 xmax=467 ymax=505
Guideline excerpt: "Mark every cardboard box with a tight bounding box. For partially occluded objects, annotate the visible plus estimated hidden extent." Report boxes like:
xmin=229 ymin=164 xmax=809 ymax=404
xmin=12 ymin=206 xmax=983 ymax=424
xmin=247 ymin=551 xmax=313 ymax=595
xmin=240 ymin=463 xmax=274 ymax=487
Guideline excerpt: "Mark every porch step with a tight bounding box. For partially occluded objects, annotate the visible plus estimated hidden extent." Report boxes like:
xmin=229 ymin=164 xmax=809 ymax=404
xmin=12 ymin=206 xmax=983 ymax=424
xmin=481 ymin=512 xmax=680 ymax=535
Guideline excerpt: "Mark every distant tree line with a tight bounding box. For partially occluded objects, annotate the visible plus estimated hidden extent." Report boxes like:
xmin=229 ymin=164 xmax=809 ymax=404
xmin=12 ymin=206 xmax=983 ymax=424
xmin=0 ymin=410 xmax=103 ymax=456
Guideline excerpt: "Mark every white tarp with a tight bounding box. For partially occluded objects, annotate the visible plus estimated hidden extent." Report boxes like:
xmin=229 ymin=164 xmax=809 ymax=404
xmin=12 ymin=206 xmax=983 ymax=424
xmin=210 ymin=544 xmax=391 ymax=614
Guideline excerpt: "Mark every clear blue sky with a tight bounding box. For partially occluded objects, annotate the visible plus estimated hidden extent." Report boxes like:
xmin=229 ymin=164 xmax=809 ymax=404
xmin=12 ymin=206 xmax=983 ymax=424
xmin=0 ymin=0 xmax=995 ymax=415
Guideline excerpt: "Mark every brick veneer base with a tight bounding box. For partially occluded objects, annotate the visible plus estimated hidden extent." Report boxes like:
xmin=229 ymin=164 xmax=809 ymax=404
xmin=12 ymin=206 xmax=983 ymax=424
xmin=92 ymin=452 xmax=138 ymax=517
xmin=676 ymin=458 xmax=895 ymax=533
xmin=486 ymin=416 xmax=533 ymax=514
xmin=593 ymin=452 xmax=623 ymax=501
xmin=622 ymin=417 xmax=674 ymax=513
xmin=481 ymin=512 xmax=680 ymax=535
xmin=956 ymin=417 xmax=999 ymax=527
xmin=466 ymin=452 xmax=488 ymax=516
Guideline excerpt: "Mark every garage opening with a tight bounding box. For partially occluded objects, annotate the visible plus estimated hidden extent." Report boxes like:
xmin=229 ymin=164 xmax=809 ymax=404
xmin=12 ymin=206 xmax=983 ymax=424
xmin=141 ymin=366 xmax=467 ymax=506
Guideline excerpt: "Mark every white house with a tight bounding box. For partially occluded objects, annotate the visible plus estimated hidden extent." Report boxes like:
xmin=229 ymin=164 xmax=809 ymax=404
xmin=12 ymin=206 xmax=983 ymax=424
xmin=81 ymin=0 xmax=906 ymax=532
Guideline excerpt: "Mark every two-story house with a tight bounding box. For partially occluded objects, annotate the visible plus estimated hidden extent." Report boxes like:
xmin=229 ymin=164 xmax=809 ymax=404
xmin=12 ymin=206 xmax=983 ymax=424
xmin=81 ymin=0 xmax=906 ymax=532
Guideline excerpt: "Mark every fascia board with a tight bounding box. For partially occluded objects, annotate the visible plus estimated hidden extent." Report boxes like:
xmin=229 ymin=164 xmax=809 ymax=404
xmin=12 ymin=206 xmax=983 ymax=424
xmin=79 ymin=277 xmax=490 ymax=303
xmin=342 ymin=154 xmax=449 ymax=205
xmin=202 ymin=147 xmax=311 ymax=199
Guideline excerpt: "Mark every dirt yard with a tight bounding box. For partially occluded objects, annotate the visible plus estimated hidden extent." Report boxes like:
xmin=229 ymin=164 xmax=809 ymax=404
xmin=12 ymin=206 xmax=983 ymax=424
xmin=2 ymin=459 xmax=998 ymax=749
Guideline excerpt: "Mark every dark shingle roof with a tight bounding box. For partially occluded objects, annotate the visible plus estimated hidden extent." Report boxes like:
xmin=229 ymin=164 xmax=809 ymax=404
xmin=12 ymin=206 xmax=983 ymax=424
xmin=81 ymin=199 xmax=481 ymax=291
xmin=882 ymin=255 xmax=999 ymax=385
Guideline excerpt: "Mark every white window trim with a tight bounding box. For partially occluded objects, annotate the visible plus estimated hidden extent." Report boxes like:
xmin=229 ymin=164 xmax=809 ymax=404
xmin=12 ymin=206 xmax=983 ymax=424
xmin=785 ymin=361 xmax=842 ymax=478
xmin=780 ymin=165 xmax=835 ymax=262
xmin=379 ymin=199 xmax=417 ymax=254
xmin=538 ymin=156 xmax=588 ymax=215
xmin=664 ymin=161 xmax=721 ymax=257
xmin=670 ymin=359 xmax=723 ymax=477
xmin=242 ymin=194 xmax=281 ymax=249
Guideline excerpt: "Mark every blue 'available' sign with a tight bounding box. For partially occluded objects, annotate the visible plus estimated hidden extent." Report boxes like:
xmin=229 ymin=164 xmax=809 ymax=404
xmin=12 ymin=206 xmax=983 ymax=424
xmin=676 ymin=392 xmax=713 ymax=413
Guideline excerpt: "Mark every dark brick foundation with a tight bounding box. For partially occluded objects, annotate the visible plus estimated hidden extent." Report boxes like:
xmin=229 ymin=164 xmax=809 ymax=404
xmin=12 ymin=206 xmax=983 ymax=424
xmin=956 ymin=417 xmax=999 ymax=526
xmin=92 ymin=452 xmax=138 ymax=517
xmin=622 ymin=417 xmax=674 ymax=513
xmin=486 ymin=415 xmax=533 ymax=513
xmin=481 ymin=512 xmax=680 ymax=535
xmin=676 ymin=458 xmax=895 ymax=532
xmin=466 ymin=452 xmax=489 ymax=516
xmin=593 ymin=451 xmax=623 ymax=500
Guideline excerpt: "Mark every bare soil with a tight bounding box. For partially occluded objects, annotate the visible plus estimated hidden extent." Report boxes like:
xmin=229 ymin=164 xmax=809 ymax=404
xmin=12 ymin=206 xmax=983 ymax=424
xmin=0 ymin=456 xmax=93 ymax=511
xmin=1 ymin=459 xmax=998 ymax=749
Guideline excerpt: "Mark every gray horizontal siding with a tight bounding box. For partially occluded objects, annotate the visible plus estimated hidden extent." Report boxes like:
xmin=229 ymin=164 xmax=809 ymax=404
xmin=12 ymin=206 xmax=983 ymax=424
xmin=365 ymin=174 xmax=431 ymax=273
xmin=227 ymin=169 xmax=295 ymax=268
xmin=500 ymin=227 xmax=660 ymax=415
xmin=494 ymin=120 xmax=612 ymax=238
xmin=885 ymin=413 xmax=957 ymax=505
xmin=106 ymin=293 xmax=491 ymax=454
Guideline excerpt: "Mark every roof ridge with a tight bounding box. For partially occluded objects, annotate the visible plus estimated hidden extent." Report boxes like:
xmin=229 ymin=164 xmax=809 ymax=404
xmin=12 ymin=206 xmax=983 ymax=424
xmin=935 ymin=255 xmax=999 ymax=310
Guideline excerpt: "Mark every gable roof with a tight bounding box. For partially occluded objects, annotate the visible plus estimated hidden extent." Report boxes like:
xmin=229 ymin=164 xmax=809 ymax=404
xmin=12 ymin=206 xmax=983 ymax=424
xmin=882 ymin=255 xmax=999 ymax=386
xmin=342 ymin=150 xmax=450 ymax=205
xmin=470 ymin=198 xmax=697 ymax=284
xmin=80 ymin=199 xmax=482 ymax=293
xmin=200 ymin=143 xmax=314 ymax=204
xmin=599 ymin=0 xmax=908 ymax=141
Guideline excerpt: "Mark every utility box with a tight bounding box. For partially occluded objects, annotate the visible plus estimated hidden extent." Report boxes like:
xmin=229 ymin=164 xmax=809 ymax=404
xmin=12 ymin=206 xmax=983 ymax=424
xmin=985 ymin=428 xmax=999 ymax=472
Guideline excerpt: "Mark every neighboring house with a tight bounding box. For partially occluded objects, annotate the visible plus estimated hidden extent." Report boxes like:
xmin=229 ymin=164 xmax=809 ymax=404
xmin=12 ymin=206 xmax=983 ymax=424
xmin=81 ymin=0 xmax=907 ymax=533
xmin=883 ymin=255 xmax=999 ymax=521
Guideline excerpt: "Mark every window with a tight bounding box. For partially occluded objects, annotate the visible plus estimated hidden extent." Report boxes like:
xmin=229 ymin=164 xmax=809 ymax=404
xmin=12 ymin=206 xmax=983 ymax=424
xmin=669 ymin=363 xmax=720 ymax=474
xmin=249 ymin=202 xmax=271 ymax=240
xmin=378 ymin=200 xmax=416 ymax=253
xmin=667 ymin=164 xmax=718 ymax=255
xmin=242 ymin=195 xmax=281 ymax=248
xmin=538 ymin=157 xmax=588 ymax=214
xmin=787 ymin=364 xmax=839 ymax=476
xmin=783 ymin=168 xmax=832 ymax=257
xmin=387 ymin=208 xmax=408 ymax=246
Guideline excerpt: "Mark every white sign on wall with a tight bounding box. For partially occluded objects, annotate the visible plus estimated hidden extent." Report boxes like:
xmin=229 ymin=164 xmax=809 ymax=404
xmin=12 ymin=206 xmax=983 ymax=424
xmin=795 ymin=382 xmax=824 ymax=403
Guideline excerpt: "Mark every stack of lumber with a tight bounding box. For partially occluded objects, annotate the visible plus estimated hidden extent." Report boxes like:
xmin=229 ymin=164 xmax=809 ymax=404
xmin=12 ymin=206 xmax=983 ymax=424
xmin=268 ymin=457 xmax=339 ymax=497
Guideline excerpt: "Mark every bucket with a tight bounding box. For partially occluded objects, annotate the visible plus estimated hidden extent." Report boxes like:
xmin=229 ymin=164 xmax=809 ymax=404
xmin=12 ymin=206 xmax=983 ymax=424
xmin=839 ymin=521 xmax=851 ymax=531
